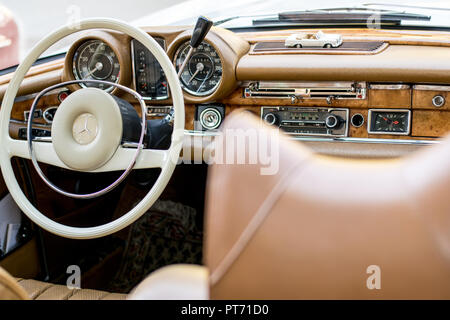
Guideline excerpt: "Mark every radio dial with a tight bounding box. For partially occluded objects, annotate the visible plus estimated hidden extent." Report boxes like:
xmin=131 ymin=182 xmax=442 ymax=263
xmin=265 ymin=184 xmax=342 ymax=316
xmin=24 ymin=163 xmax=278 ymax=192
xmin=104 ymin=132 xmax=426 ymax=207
xmin=264 ymin=113 xmax=278 ymax=126
xmin=325 ymin=115 xmax=339 ymax=129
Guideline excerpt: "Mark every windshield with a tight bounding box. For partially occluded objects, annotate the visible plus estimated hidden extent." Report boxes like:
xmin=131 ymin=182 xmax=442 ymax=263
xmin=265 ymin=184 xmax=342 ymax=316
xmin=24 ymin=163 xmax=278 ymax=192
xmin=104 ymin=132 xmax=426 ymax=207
xmin=0 ymin=0 xmax=449 ymax=70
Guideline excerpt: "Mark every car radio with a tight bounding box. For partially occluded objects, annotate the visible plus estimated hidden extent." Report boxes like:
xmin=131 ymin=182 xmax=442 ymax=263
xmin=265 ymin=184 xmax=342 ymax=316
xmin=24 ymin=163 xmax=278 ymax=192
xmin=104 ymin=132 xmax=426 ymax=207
xmin=261 ymin=106 xmax=349 ymax=137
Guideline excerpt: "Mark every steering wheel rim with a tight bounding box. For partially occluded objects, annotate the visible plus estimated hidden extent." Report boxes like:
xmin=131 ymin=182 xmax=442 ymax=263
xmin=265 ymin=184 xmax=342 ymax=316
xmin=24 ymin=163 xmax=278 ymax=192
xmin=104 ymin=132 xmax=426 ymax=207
xmin=0 ymin=18 xmax=185 ymax=239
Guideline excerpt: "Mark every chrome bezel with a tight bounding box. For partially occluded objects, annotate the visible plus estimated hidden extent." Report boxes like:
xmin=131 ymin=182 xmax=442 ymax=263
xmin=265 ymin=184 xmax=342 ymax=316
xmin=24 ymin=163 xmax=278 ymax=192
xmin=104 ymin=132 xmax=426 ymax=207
xmin=350 ymin=113 xmax=365 ymax=128
xmin=43 ymin=106 xmax=58 ymax=124
xmin=173 ymin=40 xmax=223 ymax=97
xmin=199 ymin=107 xmax=222 ymax=130
xmin=72 ymin=39 xmax=120 ymax=93
xmin=130 ymin=38 xmax=170 ymax=100
xmin=432 ymin=95 xmax=445 ymax=108
xmin=367 ymin=109 xmax=411 ymax=135
xmin=260 ymin=106 xmax=349 ymax=137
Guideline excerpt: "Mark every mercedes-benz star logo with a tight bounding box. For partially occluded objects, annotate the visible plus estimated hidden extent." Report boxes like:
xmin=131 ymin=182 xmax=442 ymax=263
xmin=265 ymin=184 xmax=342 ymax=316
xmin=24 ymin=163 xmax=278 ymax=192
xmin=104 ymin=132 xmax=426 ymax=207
xmin=72 ymin=113 xmax=98 ymax=145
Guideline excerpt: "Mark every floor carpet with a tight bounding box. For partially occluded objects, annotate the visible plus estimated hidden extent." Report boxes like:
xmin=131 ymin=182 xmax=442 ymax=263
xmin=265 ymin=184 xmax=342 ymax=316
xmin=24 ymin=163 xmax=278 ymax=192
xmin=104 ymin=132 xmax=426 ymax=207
xmin=108 ymin=200 xmax=203 ymax=293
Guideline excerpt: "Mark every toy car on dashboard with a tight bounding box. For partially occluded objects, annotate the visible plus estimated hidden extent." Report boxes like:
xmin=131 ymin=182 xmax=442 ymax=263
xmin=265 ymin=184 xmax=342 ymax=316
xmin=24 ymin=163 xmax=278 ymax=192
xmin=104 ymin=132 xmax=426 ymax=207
xmin=285 ymin=30 xmax=343 ymax=48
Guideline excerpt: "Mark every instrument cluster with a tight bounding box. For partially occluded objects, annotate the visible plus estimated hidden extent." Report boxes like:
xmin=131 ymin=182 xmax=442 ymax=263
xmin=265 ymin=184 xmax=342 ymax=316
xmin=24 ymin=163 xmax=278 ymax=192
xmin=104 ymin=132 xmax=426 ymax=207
xmin=72 ymin=39 xmax=120 ymax=92
xmin=131 ymin=38 xmax=169 ymax=100
xmin=68 ymin=30 xmax=233 ymax=102
xmin=174 ymin=41 xmax=223 ymax=97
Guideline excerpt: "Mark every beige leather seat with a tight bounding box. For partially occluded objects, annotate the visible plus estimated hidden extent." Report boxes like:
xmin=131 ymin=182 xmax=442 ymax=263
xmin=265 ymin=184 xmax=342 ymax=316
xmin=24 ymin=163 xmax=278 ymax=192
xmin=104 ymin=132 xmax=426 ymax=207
xmin=1 ymin=110 xmax=449 ymax=299
xmin=204 ymin=111 xmax=450 ymax=299
xmin=0 ymin=266 xmax=126 ymax=300
xmin=0 ymin=263 xmax=207 ymax=300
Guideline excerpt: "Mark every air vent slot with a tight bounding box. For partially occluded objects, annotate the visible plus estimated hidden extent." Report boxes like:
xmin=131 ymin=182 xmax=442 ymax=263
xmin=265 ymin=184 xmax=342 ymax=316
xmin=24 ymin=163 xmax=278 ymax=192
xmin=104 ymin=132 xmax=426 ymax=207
xmin=244 ymin=81 xmax=366 ymax=101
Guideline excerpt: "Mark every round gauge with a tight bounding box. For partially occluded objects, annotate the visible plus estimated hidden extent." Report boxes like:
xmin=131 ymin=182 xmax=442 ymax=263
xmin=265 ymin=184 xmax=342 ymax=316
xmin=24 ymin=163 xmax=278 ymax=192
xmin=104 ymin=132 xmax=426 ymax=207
xmin=72 ymin=39 xmax=120 ymax=92
xmin=174 ymin=41 xmax=222 ymax=96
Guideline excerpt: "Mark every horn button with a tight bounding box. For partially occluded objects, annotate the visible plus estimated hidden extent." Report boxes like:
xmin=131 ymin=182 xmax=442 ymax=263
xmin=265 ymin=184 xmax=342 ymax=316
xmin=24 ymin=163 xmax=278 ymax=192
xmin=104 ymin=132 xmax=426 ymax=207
xmin=51 ymin=88 xmax=123 ymax=171
xmin=72 ymin=113 xmax=99 ymax=145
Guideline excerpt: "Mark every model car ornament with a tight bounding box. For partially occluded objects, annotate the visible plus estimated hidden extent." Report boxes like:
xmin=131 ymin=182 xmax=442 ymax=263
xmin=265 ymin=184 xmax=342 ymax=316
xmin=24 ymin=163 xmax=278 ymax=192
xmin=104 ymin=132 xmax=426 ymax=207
xmin=285 ymin=30 xmax=343 ymax=48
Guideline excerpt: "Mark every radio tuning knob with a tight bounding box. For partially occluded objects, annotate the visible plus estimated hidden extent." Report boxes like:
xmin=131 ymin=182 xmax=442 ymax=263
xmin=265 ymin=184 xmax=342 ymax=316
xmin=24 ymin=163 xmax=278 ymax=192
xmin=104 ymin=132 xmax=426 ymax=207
xmin=263 ymin=112 xmax=278 ymax=126
xmin=325 ymin=114 xmax=339 ymax=129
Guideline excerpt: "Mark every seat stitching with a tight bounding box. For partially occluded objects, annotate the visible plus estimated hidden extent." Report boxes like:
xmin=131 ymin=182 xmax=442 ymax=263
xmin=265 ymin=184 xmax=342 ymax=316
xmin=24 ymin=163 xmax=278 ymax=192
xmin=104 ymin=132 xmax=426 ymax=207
xmin=65 ymin=288 xmax=79 ymax=300
xmin=98 ymin=291 xmax=110 ymax=300
xmin=32 ymin=283 xmax=53 ymax=299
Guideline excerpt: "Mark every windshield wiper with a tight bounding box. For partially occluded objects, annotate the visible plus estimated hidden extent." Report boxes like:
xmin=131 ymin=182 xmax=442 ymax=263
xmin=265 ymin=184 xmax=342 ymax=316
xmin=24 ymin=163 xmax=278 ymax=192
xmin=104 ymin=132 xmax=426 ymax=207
xmin=252 ymin=7 xmax=431 ymax=26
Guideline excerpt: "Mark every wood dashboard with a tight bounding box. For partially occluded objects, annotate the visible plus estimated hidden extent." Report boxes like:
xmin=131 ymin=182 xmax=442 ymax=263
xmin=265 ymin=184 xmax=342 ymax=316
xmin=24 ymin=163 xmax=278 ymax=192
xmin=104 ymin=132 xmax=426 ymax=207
xmin=2 ymin=26 xmax=450 ymax=155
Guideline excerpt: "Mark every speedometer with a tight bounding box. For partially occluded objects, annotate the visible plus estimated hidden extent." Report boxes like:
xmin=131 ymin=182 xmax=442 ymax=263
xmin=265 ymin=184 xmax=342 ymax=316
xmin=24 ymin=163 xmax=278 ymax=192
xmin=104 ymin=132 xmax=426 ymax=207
xmin=72 ymin=39 xmax=120 ymax=92
xmin=174 ymin=41 xmax=222 ymax=96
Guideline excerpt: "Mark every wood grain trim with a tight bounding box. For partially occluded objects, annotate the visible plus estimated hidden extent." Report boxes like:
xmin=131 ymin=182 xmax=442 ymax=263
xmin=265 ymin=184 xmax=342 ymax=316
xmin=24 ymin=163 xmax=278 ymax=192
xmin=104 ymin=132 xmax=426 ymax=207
xmin=184 ymin=104 xmax=445 ymax=140
xmin=412 ymin=110 xmax=450 ymax=137
xmin=10 ymin=92 xmax=61 ymax=122
xmin=0 ymin=58 xmax=64 ymax=85
xmin=368 ymin=89 xmax=411 ymax=108
xmin=413 ymin=89 xmax=450 ymax=110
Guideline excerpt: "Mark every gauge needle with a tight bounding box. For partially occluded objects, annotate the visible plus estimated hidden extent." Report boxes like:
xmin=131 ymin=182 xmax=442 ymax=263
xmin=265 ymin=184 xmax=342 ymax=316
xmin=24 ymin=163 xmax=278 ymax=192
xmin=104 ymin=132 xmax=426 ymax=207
xmin=85 ymin=62 xmax=104 ymax=78
xmin=188 ymin=63 xmax=204 ymax=84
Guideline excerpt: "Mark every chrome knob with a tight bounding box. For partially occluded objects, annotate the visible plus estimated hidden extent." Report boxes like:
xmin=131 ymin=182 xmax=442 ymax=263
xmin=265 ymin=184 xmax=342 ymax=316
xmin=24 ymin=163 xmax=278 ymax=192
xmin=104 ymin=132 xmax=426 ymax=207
xmin=325 ymin=114 xmax=339 ymax=129
xmin=432 ymin=95 xmax=445 ymax=108
xmin=199 ymin=108 xmax=222 ymax=130
xmin=263 ymin=113 xmax=277 ymax=126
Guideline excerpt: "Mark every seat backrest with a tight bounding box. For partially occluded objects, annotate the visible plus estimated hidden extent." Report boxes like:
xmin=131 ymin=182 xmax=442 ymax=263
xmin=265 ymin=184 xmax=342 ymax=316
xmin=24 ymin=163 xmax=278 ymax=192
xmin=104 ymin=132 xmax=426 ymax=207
xmin=204 ymin=111 xmax=450 ymax=299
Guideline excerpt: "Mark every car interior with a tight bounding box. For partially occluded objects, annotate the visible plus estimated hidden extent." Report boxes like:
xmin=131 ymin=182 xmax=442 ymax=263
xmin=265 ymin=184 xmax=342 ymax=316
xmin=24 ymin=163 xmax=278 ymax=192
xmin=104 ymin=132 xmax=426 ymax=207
xmin=0 ymin=6 xmax=449 ymax=300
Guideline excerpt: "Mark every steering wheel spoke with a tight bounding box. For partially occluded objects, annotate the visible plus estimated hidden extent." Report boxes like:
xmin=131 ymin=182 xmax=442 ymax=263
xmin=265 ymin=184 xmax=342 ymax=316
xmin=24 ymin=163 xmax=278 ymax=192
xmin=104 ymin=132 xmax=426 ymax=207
xmin=7 ymin=137 xmax=172 ymax=172
xmin=7 ymin=138 xmax=67 ymax=168
xmin=0 ymin=18 xmax=185 ymax=239
xmin=94 ymin=147 xmax=170 ymax=172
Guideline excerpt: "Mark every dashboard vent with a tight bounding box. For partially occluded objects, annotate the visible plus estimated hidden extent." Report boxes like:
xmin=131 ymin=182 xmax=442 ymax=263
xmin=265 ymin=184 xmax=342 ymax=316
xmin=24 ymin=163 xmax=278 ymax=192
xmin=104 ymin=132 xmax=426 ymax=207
xmin=252 ymin=41 xmax=386 ymax=54
xmin=244 ymin=81 xmax=366 ymax=102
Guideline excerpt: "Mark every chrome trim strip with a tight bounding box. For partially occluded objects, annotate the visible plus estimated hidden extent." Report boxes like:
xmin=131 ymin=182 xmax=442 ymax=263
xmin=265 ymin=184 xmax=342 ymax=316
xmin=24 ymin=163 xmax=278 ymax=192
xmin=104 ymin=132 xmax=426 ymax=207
xmin=367 ymin=109 xmax=411 ymax=136
xmin=243 ymin=81 xmax=366 ymax=100
xmin=291 ymin=136 xmax=438 ymax=145
xmin=183 ymin=130 xmax=438 ymax=145
xmin=242 ymin=81 xmax=366 ymax=89
xmin=413 ymin=84 xmax=450 ymax=91
xmin=369 ymin=84 xmax=410 ymax=90
xmin=184 ymin=130 xmax=219 ymax=137
xmin=146 ymin=105 xmax=172 ymax=117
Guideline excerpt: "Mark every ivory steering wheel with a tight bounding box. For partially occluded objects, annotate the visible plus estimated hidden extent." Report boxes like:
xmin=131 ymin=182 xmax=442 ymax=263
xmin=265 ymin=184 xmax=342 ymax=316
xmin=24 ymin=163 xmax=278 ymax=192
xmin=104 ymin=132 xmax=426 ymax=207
xmin=0 ymin=19 xmax=185 ymax=239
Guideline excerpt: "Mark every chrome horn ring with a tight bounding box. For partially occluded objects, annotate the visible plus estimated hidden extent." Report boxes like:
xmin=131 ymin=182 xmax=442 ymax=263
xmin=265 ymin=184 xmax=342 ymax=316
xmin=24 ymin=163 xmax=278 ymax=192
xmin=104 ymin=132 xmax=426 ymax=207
xmin=27 ymin=79 xmax=147 ymax=199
